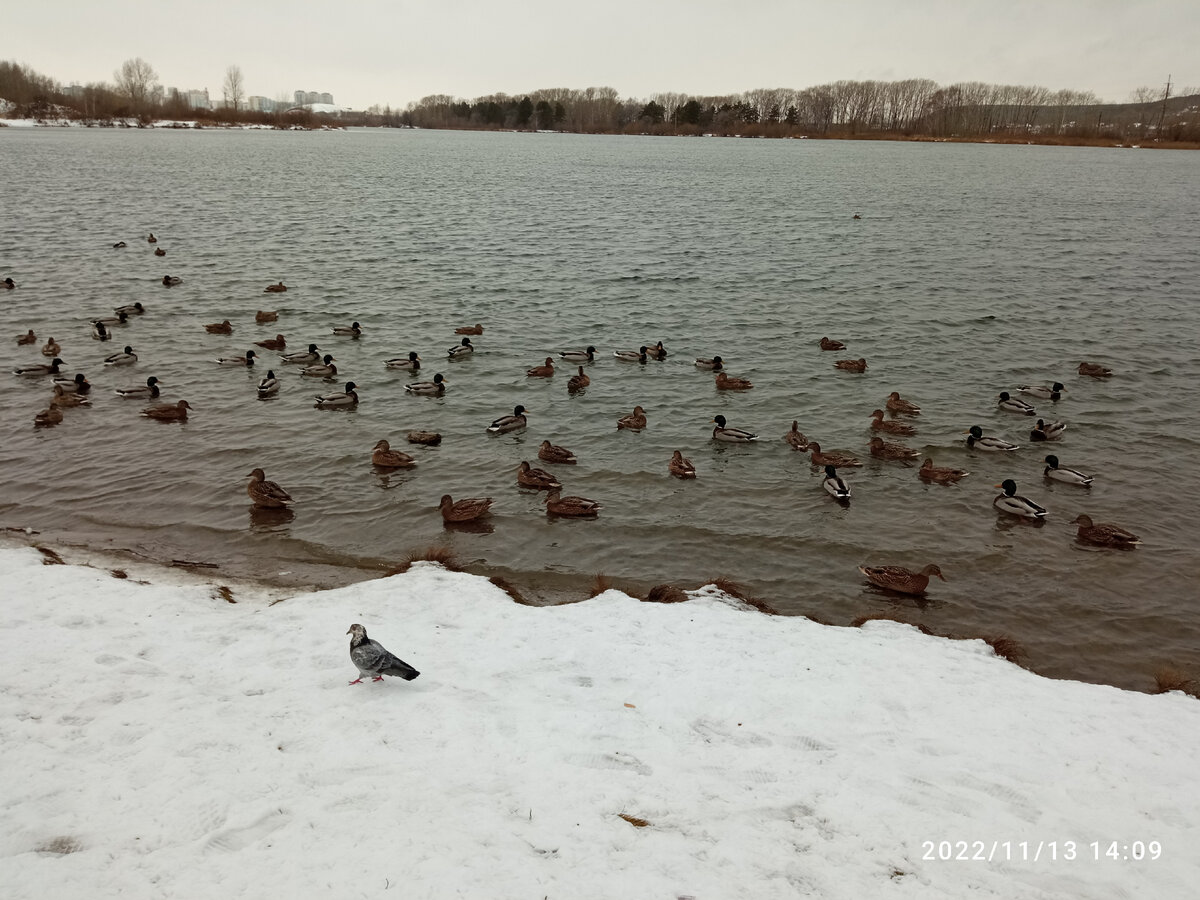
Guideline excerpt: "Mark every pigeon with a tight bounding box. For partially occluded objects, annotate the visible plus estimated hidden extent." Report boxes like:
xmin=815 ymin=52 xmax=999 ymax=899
xmin=347 ymin=624 xmax=420 ymax=684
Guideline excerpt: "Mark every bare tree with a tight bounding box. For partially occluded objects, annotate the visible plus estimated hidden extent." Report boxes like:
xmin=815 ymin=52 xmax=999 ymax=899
xmin=223 ymin=65 xmax=245 ymax=112
xmin=113 ymin=58 xmax=159 ymax=110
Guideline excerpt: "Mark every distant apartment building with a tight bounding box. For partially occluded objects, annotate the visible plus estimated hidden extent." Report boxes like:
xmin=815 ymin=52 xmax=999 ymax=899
xmin=293 ymin=90 xmax=335 ymax=106
xmin=247 ymin=96 xmax=275 ymax=113
xmin=186 ymin=89 xmax=211 ymax=110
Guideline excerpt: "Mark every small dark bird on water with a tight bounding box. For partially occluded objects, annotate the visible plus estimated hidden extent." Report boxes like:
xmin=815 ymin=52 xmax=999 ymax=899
xmin=347 ymin=624 xmax=420 ymax=684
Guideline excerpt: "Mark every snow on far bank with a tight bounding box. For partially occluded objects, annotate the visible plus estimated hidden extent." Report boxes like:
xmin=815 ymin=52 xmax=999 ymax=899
xmin=0 ymin=544 xmax=1196 ymax=899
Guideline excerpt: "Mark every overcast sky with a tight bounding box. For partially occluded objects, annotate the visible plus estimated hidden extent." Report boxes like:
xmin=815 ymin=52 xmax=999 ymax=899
xmin=8 ymin=0 xmax=1196 ymax=109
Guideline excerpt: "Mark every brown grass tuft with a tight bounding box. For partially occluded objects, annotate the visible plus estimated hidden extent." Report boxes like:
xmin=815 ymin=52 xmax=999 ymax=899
xmin=589 ymin=573 xmax=612 ymax=597
xmin=644 ymin=584 xmax=689 ymax=604
xmin=618 ymin=813 xmax=650 ymax=828
xmin=36 ymin=546 xmax=65 ymax=566
xmin=390 ymin=545 xmax=462 ymax=575
xmin=1152 ymin=666 xmax=1196 ymax=696
xmin=110 ymin=569 xmax=128 ymax=579
xmin=983 ymin=634 xmax=1026 ymax=663
xmin=489 ymin=576 xmax=535 ymax=606
xmin=708 ymin=576 xmax=747 ymax=599
xmin=215 ymin=585 xmax=236 ymax=604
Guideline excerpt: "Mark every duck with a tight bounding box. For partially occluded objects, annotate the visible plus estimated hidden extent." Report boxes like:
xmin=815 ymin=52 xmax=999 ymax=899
xmin=264 ymin=282 xmax=288 ymax=293
xmin=114 ymin=302 xmax=145 ymax=316
xmin=154 ymin=247 xmax=166 ymax=257
xmin=385 ymin=351 xmax=421 ymax=370
xmin=859 ymin=564 xmax=946 ymax=596
xmin=1030 ymin=419 xmax=1066 ymax=441
xmin=146 ymin=233 xmax=157 ymax=243
xmin=808 ymin=441 xmax=861 ymax=467
xmin=993 ymin=479 xmax=1047 ymax=518
xmin=567 ymin=366 xmax=590 ymax=392
xmin=715 ymin=372 xmax=753 ymax=390
xmin=372 ymin=440 xmax=417 ymax=469
xmin=300 ymin=354 xmax=338 ymax=377
xmin=834 ymin=358 xmax=867 ymax=372
xmin=142 ymin=399 xmax=192 ymax=421
xmin=869 ymin=436 xmax=919 ymax=461
xmin=885 ymin=391 xmax=921 ymax=415
xmin=255 ymin=334 xmax=287 ymax=351
xmin=526 ymin=357 xmax=555 ymax=377
xmin=668 ymin=450 xmax=697 ymax=479
xmin=114 ymin=376 xmax=162 ymax=399
xmin=455 ymin=323 xmax=483 ymax=335
xmin=822 ymin=464 xmax=851 ymax=499
xmin=711 ymin=414 xmax=757 ymax=442
xmin=404 ymin=373 xmax=447 ymax=395
xmin=614 ymin=346 xmax=648 ymax=363
xmin=870 ymin=409 xmax=915 ymax=435
xmin=694 ymin=355 xmax=724 ymax=371
xmin=965 ymin=425 xmax=1018 ymax=452
xmin=559 ymin=346 xmax=596 ymax=363
xmin=407 ymin=431 xmax=442 ymax=445
xmin=1078 ymin=362 xmax=1112 ymax=378
xmin=16 ymin=330 xmax=36 ymax=346
xmin=440 ymin=494 xmax=493 ymax=522
xmin=517 ymin=460 xmax=561 ymax=490
xmin=14 ymin=357 xmax=65 ymax=376
xmin=487 ymin=404 xmax=527 ymax=433
xmin=281 ymin=344 xmax=321 ymax=364
xmin=644 ymin=341 xmax=667 ymax=360
xmin=998 ymin=391 xmax=1036 ymax=415
xmin=1019 ymin=382 xmax=1066 ymax=401
xmin=113 ymin=241 xmax=127 ymax=249
xmin=617 ymin=405 xmax=647 ymax=430
xmin=41 ymin=338 xmax=61 ymax=357
xmin=1072 ymin=514 xmax=1140 ymax=548
xmin=783 ymin=421 xmax=809 ymax=451
xmin=256 ymin=370 xmax=279 ymax=396
xmin=34 ymin=406 xmax=63 ymax=427
xmin=93 ymin=312 xmax=129 ymax=328
xmin=161 ymin=276 xmax=182 ymax=286
xmin=314 ymin=381 xmax=359 ymax=408
xmin=91 ymin=321 xmax=111 ymax=341
xmin=205 ymin=320 xmax=233 ymax=335
xmin=544 ymin=489 xmax=602 ymax=517
xmin=246 ymin=468 xmax=293 ymax=508
xmin=539 ymin=440 xmax=577 ymax=464
xmin=1043 ymin=455 xmax=1093 ymax=486
xmin=215 ymin=350 xmax=257 ymax=366
xmin=52 ymin=373 xmax=91 ymax=394
xmin=332 ymin=322 xmax=362 ymax=337
xmin=50 ymin=384 xmax=91 ymax=407
xmin=918 ymin=458 xmax=969 ymax=483
xmin=255 ymin=310 xmax=278 ymax=323
xmin=104 ymin=345 xmax=138 ymax=366
xmin=2 ymin=278 xmax=15 ymax=289
xmin=819 ymin=337 xmax=845 ymax=351
xmin=448 ymin=337 xmax=474 ymax=358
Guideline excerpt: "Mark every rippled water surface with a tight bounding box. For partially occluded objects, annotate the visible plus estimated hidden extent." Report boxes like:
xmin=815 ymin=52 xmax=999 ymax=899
xmin=2 ymin=127 xmax=1198 ymax=690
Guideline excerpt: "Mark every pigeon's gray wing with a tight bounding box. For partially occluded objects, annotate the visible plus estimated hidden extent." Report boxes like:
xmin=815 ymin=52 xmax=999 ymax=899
xmin=352 ymin=638 xmax=419 ymax=680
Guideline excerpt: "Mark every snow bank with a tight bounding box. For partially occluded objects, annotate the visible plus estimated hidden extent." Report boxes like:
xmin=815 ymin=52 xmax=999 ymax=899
xmin=0 ymin=545 xmax=1195 ymax=898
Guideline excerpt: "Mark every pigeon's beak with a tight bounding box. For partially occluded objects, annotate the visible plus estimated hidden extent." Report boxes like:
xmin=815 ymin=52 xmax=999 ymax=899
xmin=346 ymin=627 xmax=353 ymax=634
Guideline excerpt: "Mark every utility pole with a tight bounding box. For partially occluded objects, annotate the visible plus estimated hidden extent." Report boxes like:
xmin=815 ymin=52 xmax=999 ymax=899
xmin=1157 ymin=74 xmax=1172 ymax=138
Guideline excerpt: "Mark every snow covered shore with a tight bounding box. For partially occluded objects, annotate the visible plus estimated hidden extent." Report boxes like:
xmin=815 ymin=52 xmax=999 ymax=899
xmin=0 ymin=544 xmax=1196 ymax=899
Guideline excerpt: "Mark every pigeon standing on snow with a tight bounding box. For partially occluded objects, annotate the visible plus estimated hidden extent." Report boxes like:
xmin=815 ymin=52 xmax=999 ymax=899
xmin=347 ymin=624 xmax=420 ymax=685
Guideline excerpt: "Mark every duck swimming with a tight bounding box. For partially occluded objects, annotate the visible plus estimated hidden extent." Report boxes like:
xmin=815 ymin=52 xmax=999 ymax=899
xmin=567 ymin=366 xmax=590 ymax=392
xmin=15 ymin=357 xmax=65 ymax=376
xmin=314 ymin=381 xmax=359 ymax=408
xmin=455 ymin=323 xmax=483 ymax=335
xmin=142 ymin=399 xmax=192 ymax=421
xmin=91 ymin=322 xmax=111 ymax=341
xmin=332 ymin=322 xmax=362 ymax=337
xmin=50 ymin=384 xmax=91 ymax=407
xmin=372 ymin=440 xmax=417 ymax=469
xmin=115 ymin=376 xmax=162 ymax=399
xmin=154 ymin=247 xmax=166 ymax=257
xmin=205 ymin=320 xmax=233 ymax=335
xmin=256 ymin=370 xmax=279 ymax=396
xmin=281 ymin=344 xmax=321 ymax=364
xmin=34 ymin=406 xmax=63 ymax=427
xmin=404 ymin=373 xmax=447 ymax=395
xmin=385 ymin=351 xmax=421 ymax=370
xmin=998 ymin=391 xmax=1035 ymax=415
xmin=255 ymin=334 xmax=286 ymax=351
xmin=448 ymin=337 xmax=474 ymax=358
xmin=526 ymin=357 xmax=555 ymax=377
xmin=819 ymin=337 xmax=845 ymax=351
xmin=560 ymin=346 xmax=596 ymax=363
xmin=517 ymin=460 xmax=561 ymax=490
xmin=711 ymin=414 xmax=757 ymax=442
xmin=215 ymin=350 xmax=257 ymax=366
xmin=918 ymin=458 xmax=968 ymax=483
xmin=1043 ymin=454 xmax=1092 ymax=486
xmin=544 ymin=489 xmax=602 ymax=517
xmin=2 ymin=278 xmax=15 ymax=289
xmin=161 ymin=276 xmax=182 ymax=286
xmin=1078 ymin=362 xmax=1112 ymax=378
xmin=52 ymin=373 xmax=91 ymax=394
xmin=114 ymin=302 xmax=145 ymax=316
xmin=104 ymin=345 xmax=137 ymax=366
xmin=1019 ymin=382 xmax=1065 ymax=401
xmin=256 ymin=310 xmax=278 ymax=323
xmin=644 ymin=341 xmax=667 ymax=360
xmin=993 ymin=479 xmax=1047 ymax=518
xmin=487 ymin=405 xmax=527 ymax=433
xmin=783 ymin=421 xmax=809 ymax=451
xmin=301 ymin=354 xmax=337 ymax=377
xmin=834 ymin=358 xmax=867 ymax=372
xmin=715 ymin=372 xmax=753 ymax=390
xmin=41 ymin=338 xmax=61 ymax=357
xmin=1072 ymin=514 xmax=1139 ymax=548
xmin=246 ymin=468 xmax=293 ymax=508
xmin=695 ymin=355 xmax=724 ymax=371
xmin=869 ymin=436 xmax=919 ymax=461
xmin=613 ymin=346 xmax=648 ymax=363
xmin=440 ymin=494 xmax=493 ymax=523
xmin=16 ymin=330 xmax=35 ymax=346
xmin=1030 ymin=419 xmax=1066 ymax=441
xmin=93 ymin=312 xmax=129 ymax=328
xmin=859 ymin=564 xmax=945 ymax=596
xmin=668 ymin=450 xmax=697 ymax=479
xmin=885 ymin=391 xmax=921 ymax=415
xmin=870 ymin=409 xmax=915 ymax=435
xmin=617 ymin=405 xmax=647 ymax=430
xmin=264 ymin=282 xmax=288 ymax=293
xmin=808 ymin=442 xmax=861 ymax=467
xmin=539 ymin=440 xmax=576 ymax=464
xmin=822 ymin=464 xmax=851 ymax=500
xmin=965 ymin=425 xmax=1018 ymax=452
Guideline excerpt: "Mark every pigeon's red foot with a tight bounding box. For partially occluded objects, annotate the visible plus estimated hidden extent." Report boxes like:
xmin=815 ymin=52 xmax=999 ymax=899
xmin=372 ymin=676 xmax=385 ymax=682
xmin=349 ymin=678 xmax=364 ymax=685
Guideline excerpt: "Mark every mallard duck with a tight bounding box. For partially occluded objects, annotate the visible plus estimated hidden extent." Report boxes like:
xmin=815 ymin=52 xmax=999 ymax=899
xmin=146 ymin=233 xmax=157 ymax=243
xmin=487 ymin=405 xmax=527 ymax=433
xmin=113 ymin=241 xmax=127 ymax=249
xmin=404 ymin=373 xmax=447 ymax=395
xmin=314 ymin=381 xmax=359 ymax=408
xmin=93 ymin=312 xmax=129 ymax=328
xmin=2 ymin=278 xmax=15 ymax=289
xmin=154 ymin=247 xmax=166 ymax=257
xmin=1019 ymin=382 xmax=1065 ymax=401
xmin=281 ymin=344 xmax=321 ymax=364
xmin=455 ymin=323 xmax=483 ymax=335
xmin=834 ymin=358 xmax=867 ymax=372
xmin=517 ymin=460 xmax=561 ymax=490
xmin=870 ymin=409 xmax=915 ymax=435
xmin=559 ymin=346 xmax=596 ymax=363
xmin=385 ymin=351 xmax=421 ymax=370
xmin=859 ymin=564 xmax=945 ymax=595
xmin=783 ymin=421 xmax=809 ymax=451
xmin=205 ymin=320 xmax=233 ymax=335
xmin=14 ymin=357 xmax=65 ymax=376
xmin=644 ymin=341 xmax=667 ymax=360
xmin=440 ymin=494 xmax=493 ymax=522
xmin=1030 ymin=419 xmax=1065 ymax=442
xmin=819 ymin=337 xmax=845 ymax=351
xmin=91 ymin=322 xmax=111 ymax=341
xmin=52 ymin=373 xmax=91 ymax=395
xmin=256 ymin=370 xmax=279 ymax=396
xmin=695 ymin=355 xmax=724 ymax=371
xmin=301 ymin=354 xmax=337 ymax=377
xmin=993 ymin=479 xmax=1047 ymax=518
xmin=161 ymin=276 xmax=182 ymax=286
xmin=614 ymin=346 xmax=648 ymax=363
xmin=715 ymin=372 xmax=753 ymax=390
xmin=372 ymin=439 xmax=417 ymax=468
xmin=449 ymin=337 xmax=474 ymax=358
xmin=255 ymin=334 xmax=287 ymax=351
xmin=216 ymin=350 xmax=257 ymax=367
xmin=114 ymin=376 xmax=162 ymax=399
xmin=808 ymin=442 xmax=861 ymax=467
xmin=544 ymin=489 xmax=602 ymax=517
xmin=1072 ymin=514 xmax=1139 ymax=548
xmin=246 ymin=468 xmax=292 ymax=508
xmin=1078 ymin=362 xmax=1112 ymax=378
xmin=885 ymin=391 xmax=920 ymax=415
xmin=668 ymin=450 xmax=697 ymax=479
xmin=869 ymin=436 xmax=919 ymax=461
xmin=526 ymin=357 xmax=555 ymax=377
xmin=822 ymin=464 xmax=851 ymax=499
xmin=711 ymin=414 xmax=757 ymax=442
xmin=998 ymin=391 xmax=1035 ymax=415
xmin=539 ymin=440 xmax=576 ymax=464
xmin=256 ymin=310 xmax=279 ymax=323
xmin=1043 ymin=455 xmax=1093 ymax=485
xmin=264 ymin=282 xmax=288 ymax=293
xmin=34 ymin=406 xmax=63 ymax=427
xmin=16 ymin=330 xmax=35 ymax=346
xmin=567 ymin=366 xmax=590 ymax=392
xmin=114 ymin=302 xmax=145 ymax=316
xmin=333 ymin=322 xmax=362 ymax=337
xmin=50 ymin=384 xmax=91 ymax=407
xmin=41 ymin=338 xmax=61 ymax=357
xmin=104 ymin=345 xmax=137 ymax=366
xmin=965 ymin=425 xmax=1018 ymax=452
xmin=406 ymin=431 xmax=442 ymax=445
xmin=918 ymin=458 xmax=968 ymax=483
xmin=617 ymin=405 xmax=647 ymax=430
xmin=142 ymin=399 xmax=192 ymax=421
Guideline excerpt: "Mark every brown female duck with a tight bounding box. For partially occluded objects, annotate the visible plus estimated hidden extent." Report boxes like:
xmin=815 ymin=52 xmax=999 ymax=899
xmin=567 ymin=366 xmax=590 ymax=392
xmin=834 ymin=358 xmax=867 ymax=373
xmin=256 ymin=310 xmax=279 ymax=323
xmin=808 ymin=441 xmax=861 ymax=467
xmin=142 ymin=399 xmax=192 ymax=421
xmin=255 ymin=334 xmax=287 ymax=351
xmin=246 ymin=467 xmax=293 ymax=508
xmin=715 ymin=372 xmax=753 ymax=390
xmin=517 ymin=461 xmax=562 ymax=490
xmin=819 ymin=337 xmax=845 ymax=351
xmin=526 ymin=357 xmax=555 ymax=377
xmin=1072 ymin=515 xmax=1140 ymax=548
xmin=41 ymin=338 xmax=61 ymax=357
xmin=539 ymin=440 xmax=577 ymax=464
xmin=1077 ymin=361 xmax=1112 ymax=378
xmin=868 ymin=436 xmax=919 ymax=461
xmin=617 ymin=405 xmax=648 ymax=430
xmin=455 ymin=323 xmax=483 ymax=335
xmin=205 ymin=320 xmax=233 ymax=335
xmin=859 ymin=564 xmax=946 ymax=596
xmin=264 ymin=282 xmax=288 ymax=293
xmin=16 ymin=329 xmax=35 ymax=346
xmin=372 ymin=440 xmax=417 ymax=468
xmin=783 ymin=421 xmax=809 ymax=451
xmin=918 ymin=458 xmax=969 ymax=483
xmin=870 ymin=409 xmax=915 ymax=435
xmin=668 ymin=450 xmax=697 ymax=479
xmin=544 ymin=489 xmax=602 ymax=517
xmin=885 ymin=391 xmax=921 ymax=415
xmin=440 ymin=494 xmax=493 ymax=522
